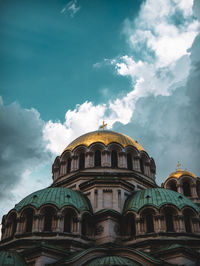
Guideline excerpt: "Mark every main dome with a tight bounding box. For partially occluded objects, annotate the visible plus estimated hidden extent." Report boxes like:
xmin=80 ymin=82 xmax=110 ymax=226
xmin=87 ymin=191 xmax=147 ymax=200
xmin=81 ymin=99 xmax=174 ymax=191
xmin=62 ymin=130 xmax=144 ymax=153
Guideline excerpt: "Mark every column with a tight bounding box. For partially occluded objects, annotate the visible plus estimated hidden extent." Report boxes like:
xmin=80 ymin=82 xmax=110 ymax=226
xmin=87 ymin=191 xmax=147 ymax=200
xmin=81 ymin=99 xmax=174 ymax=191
xmin=118 ymin=152 xmax=126 ymax=168
xmin=191 ymin=217 xmax=200 ymax=233
xmin=155 ymin=215 xmax=165 ymax=233
xmin=16 ymin=217 xmax=23 ymax=235
xmin=176 ymin=215 xmax=185 ymax=232
xmin=144 ymin=162 xmax=150 ymax=176
xmin=133 ymin=156 xmax=140 ymax=171
xmin=102 ymin=150 xmax=110 ymax=167
xmin=55 ymin=213 xmax=63 ymax=233
xmin=191 ymin=184 xmax=198 ymax=198
xmin=38 ymin=214 xmax=44 ymax=232
xmin=60 ymin=161 xmax=66 ymax=175
xmin=71 ymin=155 xmax=78 ymax=171
xmin=33 ymin=214 xmax=40 ymax=232
xmin=85 ymin=151 xmax=94 ymax=168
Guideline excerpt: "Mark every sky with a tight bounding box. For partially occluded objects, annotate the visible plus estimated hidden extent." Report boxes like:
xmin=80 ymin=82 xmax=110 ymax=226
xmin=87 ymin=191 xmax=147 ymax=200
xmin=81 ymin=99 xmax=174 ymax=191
xmin=0 ymin=0 xmax=200 ymax=229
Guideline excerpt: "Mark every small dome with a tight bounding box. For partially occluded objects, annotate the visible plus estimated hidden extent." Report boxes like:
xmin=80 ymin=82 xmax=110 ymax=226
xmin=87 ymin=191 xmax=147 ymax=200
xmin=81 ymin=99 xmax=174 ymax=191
xmin=14 ymin=187 xmax=92 ymax=213
xmin=167 ymin=169 xmax=197 ymax=180
xmin=0 ymin=251 xmax=27 ymax=266
xmin=124 ymin=188 xmax=199 ymax=213
xmin=62 ymin=130 xmax=144 ymax=153
xmin=85 ymin=256 xmax=141 ymax=266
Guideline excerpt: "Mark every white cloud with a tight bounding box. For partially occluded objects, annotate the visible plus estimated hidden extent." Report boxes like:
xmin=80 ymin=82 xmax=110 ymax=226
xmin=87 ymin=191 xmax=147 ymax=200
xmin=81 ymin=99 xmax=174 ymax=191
xmin=0 ymin=98 xmax=52 ymax=229
xmin=44 ymin=0 xmax=200 ymax=161
xmin=61 ymin=0 xmax=80 ymax=17
xmin=43 ymin=102 xmax=107 ymax=154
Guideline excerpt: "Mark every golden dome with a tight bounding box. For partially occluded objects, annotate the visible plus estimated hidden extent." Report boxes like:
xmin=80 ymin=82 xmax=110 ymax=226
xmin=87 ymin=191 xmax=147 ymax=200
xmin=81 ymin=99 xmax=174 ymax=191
xmin=62 ymin=130 xmax=144 ymax=153
xmin=167 ymin=164 xmax=197 ymax=180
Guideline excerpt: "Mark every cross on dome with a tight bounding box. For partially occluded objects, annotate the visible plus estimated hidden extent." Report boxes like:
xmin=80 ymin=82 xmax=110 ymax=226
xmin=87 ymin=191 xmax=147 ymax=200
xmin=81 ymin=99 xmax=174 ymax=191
xmin=177 ymin=162 xmax=181 ymax=170
xmin=100 ymin=121 xmax=107 ymax=131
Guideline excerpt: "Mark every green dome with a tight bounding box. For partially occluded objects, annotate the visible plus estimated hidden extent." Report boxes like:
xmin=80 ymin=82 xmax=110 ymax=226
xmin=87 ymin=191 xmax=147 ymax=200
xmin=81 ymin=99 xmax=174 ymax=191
xmin=14 ymin=187 xmax=92 ymax=213
xmin=0 ymin=251 xmax=27 ymax=266
xmin=124 ymin=188 xmax=199 ymax=213
xmin=85 ymin=256 xmax=141 ymax=266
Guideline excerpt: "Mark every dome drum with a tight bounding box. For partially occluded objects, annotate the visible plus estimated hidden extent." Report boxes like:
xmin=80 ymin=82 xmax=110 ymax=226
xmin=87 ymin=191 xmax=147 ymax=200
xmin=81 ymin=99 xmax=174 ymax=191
xmin=52 ymin=132 xmax=156 ymax=183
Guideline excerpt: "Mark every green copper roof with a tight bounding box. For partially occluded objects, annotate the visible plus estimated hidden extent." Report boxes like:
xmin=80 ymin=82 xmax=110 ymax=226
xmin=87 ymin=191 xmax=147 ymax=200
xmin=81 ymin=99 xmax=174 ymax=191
xmin=0 ymin=251 xmax=27 ymax=266
xmin=14 ymin=187 xmax=92 ymax=213
xmin=124 ymin=188 xmax=200 ymax=213
xmin=85 ymin=256 xmax=141 ymax=266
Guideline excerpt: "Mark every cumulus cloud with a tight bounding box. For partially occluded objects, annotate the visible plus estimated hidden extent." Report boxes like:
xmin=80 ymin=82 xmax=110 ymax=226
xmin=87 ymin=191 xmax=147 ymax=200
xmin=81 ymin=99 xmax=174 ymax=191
xmin=61 ymin=0 xmax=80 ymax=17
xmin=0 ymin=99 xmax=51 ymax=218
xmin=43 ymin=102 xmax=107 ymax=154
xmin=43 ymin=0 xmax=200 ymax=184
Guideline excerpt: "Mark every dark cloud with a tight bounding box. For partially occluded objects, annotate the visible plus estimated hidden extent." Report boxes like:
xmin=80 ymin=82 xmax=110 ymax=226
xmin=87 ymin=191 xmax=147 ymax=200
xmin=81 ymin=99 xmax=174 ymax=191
xmin=115 ymin=30 xmax=200 ymax=185
xmin=0 ymin=99 xmax=51 ymax=199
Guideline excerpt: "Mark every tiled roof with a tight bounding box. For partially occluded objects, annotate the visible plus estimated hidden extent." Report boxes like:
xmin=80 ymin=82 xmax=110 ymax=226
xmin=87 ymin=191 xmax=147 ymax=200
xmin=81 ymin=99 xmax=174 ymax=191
xmin=85 ymin=256 xmax=141 ymax=266
xmin=0 ymin=251 xmax=27 ymax=266
xmin=14 ymin=187 xmax=92 ymax=213
xmin=124 ymin=188 xmax=199 ymax=213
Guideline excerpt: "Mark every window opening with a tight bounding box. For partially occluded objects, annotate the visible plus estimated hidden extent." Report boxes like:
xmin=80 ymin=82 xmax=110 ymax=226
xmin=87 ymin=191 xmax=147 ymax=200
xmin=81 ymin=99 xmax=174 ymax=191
xmin=44 ymin=209 xmax=53 ymax=232
xmin=146 ymin=213 xmax=154 ymax=233
xmin=165 ymin=211 xmax=174 ymax=232
xmin=184 ymin=214 xmax=192 ymax=233
xmin=127 ymin=153 xmax=133 ymax=170
xmin=64 ymin=213 xmax=71 ymax=233
xmin=79 ymin=153 xmax=85 ymax=170
xmin=111 ymin=150 xmax=118 ymax=168
xmin=183 ymin=181 xmax=191 ymax=196
xmin=140 ymin=159 xmax=144 ymax=174
xmin=94 ymin=150 xmax=101 ymax=167
xmin=25 ymin=209 xmax=34 ymax=233
xmin=67 ymin=158 xmax=71 ymax=173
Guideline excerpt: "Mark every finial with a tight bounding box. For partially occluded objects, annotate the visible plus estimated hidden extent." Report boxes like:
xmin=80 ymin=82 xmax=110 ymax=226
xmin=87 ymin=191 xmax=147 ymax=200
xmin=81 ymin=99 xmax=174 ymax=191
xmin=177 ymin=161 xmax=181 ymax=170
xmin=100 ymin=121 xmax=107 ymax=131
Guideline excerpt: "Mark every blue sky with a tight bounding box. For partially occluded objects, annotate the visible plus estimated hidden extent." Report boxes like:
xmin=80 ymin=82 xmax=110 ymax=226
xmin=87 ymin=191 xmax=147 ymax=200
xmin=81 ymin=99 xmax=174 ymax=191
xmin=0 ymin=0 xmax=200 ymax=225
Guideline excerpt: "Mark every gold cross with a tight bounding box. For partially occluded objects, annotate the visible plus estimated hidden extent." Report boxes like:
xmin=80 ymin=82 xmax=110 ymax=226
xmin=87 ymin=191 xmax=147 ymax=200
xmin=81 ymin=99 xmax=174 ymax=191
xmin=177 ymin=161 xmax=181 ymax=170
xmin=100 ymin=121 xmax=107 ymax=131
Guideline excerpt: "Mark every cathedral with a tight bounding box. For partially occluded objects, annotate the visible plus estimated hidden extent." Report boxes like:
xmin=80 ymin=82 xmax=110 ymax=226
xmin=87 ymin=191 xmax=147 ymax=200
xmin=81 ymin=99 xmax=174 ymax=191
xmin=0 ymin=128 xmax=200 ymax=265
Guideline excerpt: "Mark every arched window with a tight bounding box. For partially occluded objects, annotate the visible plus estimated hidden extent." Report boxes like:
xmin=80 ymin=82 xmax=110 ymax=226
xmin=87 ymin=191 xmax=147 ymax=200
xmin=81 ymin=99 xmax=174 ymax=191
xmin=169 ymin=181 xmax=177 ymax=192
xmin=43 ymin=207 xmax=53 ymax=232
xmin=94 ymin=150 xmax=101 ymax=167
xmin=81 ymin=214 xmax=92 ymax=237
xmin=79 ymin=153 xmax=85 ymax=170
xmin=127 ymin=153 xmax=133 ymax=170
xmin=64 ymin=213 xmax=71 ymax=233
xmin=184 ymin=214 xmax=191 ymax=232
xmin=183 ymin=209 xmax=193 ymax=233
xmin=9 ymin=213 xmax=17 ymax=237
xmin=81 ymin=216 xmax=87 ymax=236
xmin=197 ymin=181 xmax=200 ymax=198
xmin=164 ymin=209 xmax=174 ymax=232
xmin=126 ymin=213 xmax=136 ymax=237
xmin=67 ymin=158 xmax=71 ymax=173
xmin=183 ymin=181 xmax=191 ymax=196
xmin=111 ymin=150 xmax=118 ymax=168
xmin=64 ymin=209 xmax=77 ymax=233
xmin=140 ymin=159 xmax=144 ymax=174
xmin=146 ymin=213 xmax=154 ymax=233
xmin=25 ymin=209 xmax=34 ymax=233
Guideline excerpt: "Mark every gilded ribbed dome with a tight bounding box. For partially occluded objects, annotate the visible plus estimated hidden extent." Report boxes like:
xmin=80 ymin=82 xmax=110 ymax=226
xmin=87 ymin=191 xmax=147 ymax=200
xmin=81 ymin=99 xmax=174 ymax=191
xmin=167 ymin=169 xmax=197 ymax=180
xmin=62 ymin=130 xmax=144 ymax=153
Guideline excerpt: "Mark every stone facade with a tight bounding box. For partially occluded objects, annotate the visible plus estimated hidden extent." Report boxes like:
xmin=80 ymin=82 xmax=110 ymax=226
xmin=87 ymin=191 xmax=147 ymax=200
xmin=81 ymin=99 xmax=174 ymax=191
xmin=0 ymin=130 xmax=200 ymax=266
